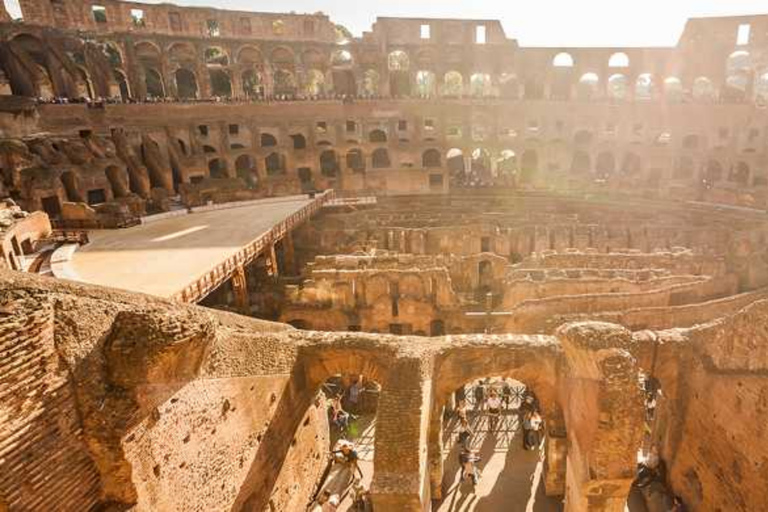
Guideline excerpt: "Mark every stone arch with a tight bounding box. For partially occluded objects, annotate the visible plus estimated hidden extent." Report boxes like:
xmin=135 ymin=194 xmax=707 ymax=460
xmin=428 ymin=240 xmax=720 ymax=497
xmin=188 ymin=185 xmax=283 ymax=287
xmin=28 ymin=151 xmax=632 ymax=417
xmin=236 ymin=45 xmax=264 ymax=67
xmin=570 ymin=150 xmax=591 ymax=174
xmin=577 ymin=72 xmax=599 ymax=100
xmin=664 ymin=77 xmax=683 ymax=102
xmin=422 ymin=148 xmax=442 ymax=168
xmin=552 ymin=52 xmax=574 ymax=67
xmin=174 ymin=68 xmax=198 ymax=99
xmin=608 ymin=52 xmax=630 ymax=68
xmin=208 ymin=158 xmax=228 ymax=179
xmin=607 ymin=73 xmax=628 ymax=100
xmin=265 ymin=152 xmax=286 ymax=175
xmin=415 ymin=70 xmax=436 ymax=97
xmin=369 ymin=129 xmax=387 ymax=144
xmin=346 ymin=148 xmax=365 ymax=173
xmin=469 ymin=73 xmax=492 ymax=97
xmin=443 ymin=71 xmax=463 ymax=97
xmin=304 ymin=68 xmax=325 ymax=96
xmin=596 ymin=151 xmax=616 ymax=179
xmin=204 ymin=46 xmax=230 ymax=67
xmin=260 ymin=133 xmax=278 ymax=148
xmin=372 ymin=148 xmax=391 ymax=169
xmin=361 ymin=69 xmax=380 ymax=96
xmin=7 ymin=34 xmax=54 ymax=97
xmin=635 ymin=73 xmax=654 ymax=100
xmin=273 ymin=69 xmax=296 ymax=95
xmin=241 ymin=69 xmax=263 ymax=97
xmin=388 ymin=50 xmax=410 ymax=96
xmin=114 ymin=69 xmax=130 ymax=100
xmin=319 ymin=149 xmax=339 ymax=177
xmin=692 ymin=76 xmax=715 ymax=101
xmin=235 ymin=154 xmax=258 ymax=188
xmin=271 ymin=46 xmax=296 ymax=70
xmin=301 ymin=48 xmax=326 ymax=71
xmin=209 ymin=69 xmax=232 ymax=97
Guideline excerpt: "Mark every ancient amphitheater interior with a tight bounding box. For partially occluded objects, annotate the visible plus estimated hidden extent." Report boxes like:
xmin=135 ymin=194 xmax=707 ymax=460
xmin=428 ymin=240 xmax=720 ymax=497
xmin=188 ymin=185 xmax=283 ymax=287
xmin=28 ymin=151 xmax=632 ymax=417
xmin=1 ymin=1 xmax=768 ymax=511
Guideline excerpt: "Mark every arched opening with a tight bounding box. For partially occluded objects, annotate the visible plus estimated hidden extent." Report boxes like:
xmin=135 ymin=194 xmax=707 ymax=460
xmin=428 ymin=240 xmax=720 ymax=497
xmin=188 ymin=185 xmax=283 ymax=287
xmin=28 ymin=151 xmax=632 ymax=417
xmin=608 ymin=52 xmax=630 ymax=68
xmin=371 ymin=148 xmax=391 ymax=169
xmin=443 ymin=71 xmax=464 ymax=97
xmin=265 ymin=152 xmax=286 ymax=175
xmin=470 ymin=73 xmax=493 ymax=97
xmin=273 ymin=69 xmax=296 ymax=96
xmin=596 ymin=152 xmax=616 ymax=180
xmin=235 ymin=154 xmax=257 ymax=188
xmin=144 ymin=68 xmax=165 ymax=98
xmin=570 ymin=151 xmax=591 ymax=174
xmin=305 ymin=69 xmax=325 ymax=96
xmin=576 ymin=73 xmax=599 ymax=100
xmin=59 ymin=171 xmax=83 ymax=202
xmin=692 ymin=77 xmax=715 ymax=101
xmin=702 ymin=160 xmax=723 ymax=187
xmin=291 ymin=134 xmax=306 ymax=150
xmin=369 ymin=129 xmax=387 ymax=144
xmin=388 ymin=50 xmax=410 ymax=96
xmin=174 ymin=68 xmax=198 ymax=99
xmin=208 ymin=158 xmax=228 ymax=179
xmin=361 ymin=69 xmax=380 ymax=96
xmin=330 ymin=50 xmax=355 ymax=96
xmin=607 ymin=73 xmax=628 ymax=100
xmin=621 ymin=153 xmax=642 ymax=176
xmin=521 ymin=150 xmax=538 ymax=182
xmin=447 ymin=148 xmax=466 ymax=185
xmin=469 ymin=148 xmax=491 ymax=185
xmin=416 ymin=70 xmax=436 ymax=98
xmin=241 ymin=69 xmax=263 ymax=98
xmin=320 ymin=150 xmax=339 ymax=177
xmin=209 ymin=69 xmax=232 ymax=97
xmin=423 ymin=149 xmax=442 ymax=168
xmin=105 ymin=166 xmax=128 ymax=198
xmin=497 ymin=150 xmax=518 ymax=184
xmin=8 ymin=34 xmax=54 ymax=97
xmin=261 ymin=133 xmax=278 ymax=148
xmin=346 ymin=149 xmax=365 ymax=173
xmin=114 ymin=70 xmax=130 ymax=100
xmin=430 ymin=319 xmax=445 ymax=337
xmin=663 ymin=77 xmax=683 ymax=102
xmin=552 ymin=52 xmax=574 ymax=67
xmin=729 ymin=162 xmax=750 ymax=186
xmin=635 ymin=73 xmax=654 ymax=100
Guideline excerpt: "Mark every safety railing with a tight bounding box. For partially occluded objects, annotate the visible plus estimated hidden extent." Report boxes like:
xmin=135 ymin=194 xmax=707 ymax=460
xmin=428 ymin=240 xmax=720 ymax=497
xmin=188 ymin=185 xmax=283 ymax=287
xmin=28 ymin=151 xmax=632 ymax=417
xmin=172 ymin=189 xmax=335 ymax=304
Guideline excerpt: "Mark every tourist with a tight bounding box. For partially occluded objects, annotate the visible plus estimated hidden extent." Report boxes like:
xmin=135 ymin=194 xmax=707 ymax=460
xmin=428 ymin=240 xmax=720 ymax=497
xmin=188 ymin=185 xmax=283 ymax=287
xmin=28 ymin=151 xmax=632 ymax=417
xmin=330 ymin=394 xmax=350 ymax=433
xmin=332 ymin=440 xmax=364 ymax=480
xmin=455 ymin=398 xmax=468 ymax=422
xmin=458 ymin=447 xmax=481 ymax=487
xmin=523 ymin=410 xmax=543 ymax=450
xmin=502 ymin=380 xmax=513 ymax=409
xmin=487 ymin=390 xmax=502 ymax=430
xmin=457 ymin=417 xmax=473 ymax=449
xmin=474 ymin=379 xmax=486 ymax=411
xmin=347 ymin=376 xmax=363 ymax=413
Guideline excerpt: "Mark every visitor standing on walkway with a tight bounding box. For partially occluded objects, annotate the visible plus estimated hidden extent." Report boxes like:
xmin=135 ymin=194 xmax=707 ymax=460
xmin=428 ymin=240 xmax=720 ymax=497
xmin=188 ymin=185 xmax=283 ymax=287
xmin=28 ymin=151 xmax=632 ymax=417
xmin=347 ymin=376 xmax=363 ymax=414
xmin=487 ymin=390 xmax=502 ymax=430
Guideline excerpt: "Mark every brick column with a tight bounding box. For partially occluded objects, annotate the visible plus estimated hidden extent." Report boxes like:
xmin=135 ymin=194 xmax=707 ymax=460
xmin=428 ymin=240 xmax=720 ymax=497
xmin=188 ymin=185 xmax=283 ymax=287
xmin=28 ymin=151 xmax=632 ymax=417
xmin=558 ymin=322 xmax=645 ymax=512
xmin=371 ymin=357 xmax=433 ymax=511
xmin=230 ymin=265 xmax=249 ymax=314
xmin=281 ymin=234 xmax=296 ymax=276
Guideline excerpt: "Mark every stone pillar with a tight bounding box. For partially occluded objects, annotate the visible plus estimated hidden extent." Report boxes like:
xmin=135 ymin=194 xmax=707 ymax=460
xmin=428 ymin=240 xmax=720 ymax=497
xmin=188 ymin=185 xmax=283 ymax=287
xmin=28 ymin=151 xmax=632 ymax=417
xmin=230 ymin=265 xmax=250 ymax=314
xmin=281 ymin=234 xmax=296 ymax=276
xmin=427 ymin=403 xmax=444 ymax=500
xmin=266 ymin=243 xmax=279 ymax=278
xmin=558 ymin=322 xmax=645 ymax=512
xmin=371 ymin=358 xmax=433 ymax=511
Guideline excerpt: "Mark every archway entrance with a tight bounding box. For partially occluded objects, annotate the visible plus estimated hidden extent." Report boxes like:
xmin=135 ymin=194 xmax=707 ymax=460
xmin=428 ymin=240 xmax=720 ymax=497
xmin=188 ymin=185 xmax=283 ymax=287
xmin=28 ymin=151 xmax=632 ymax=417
xmin=435 ymin=377 xmax=561 ymax=511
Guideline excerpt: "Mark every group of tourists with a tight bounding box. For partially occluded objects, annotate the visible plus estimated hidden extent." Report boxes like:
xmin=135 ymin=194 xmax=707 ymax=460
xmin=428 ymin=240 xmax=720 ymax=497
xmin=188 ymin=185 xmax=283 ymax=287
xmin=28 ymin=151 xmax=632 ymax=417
xmin=326 ymin=376 xmax=367 ymax=435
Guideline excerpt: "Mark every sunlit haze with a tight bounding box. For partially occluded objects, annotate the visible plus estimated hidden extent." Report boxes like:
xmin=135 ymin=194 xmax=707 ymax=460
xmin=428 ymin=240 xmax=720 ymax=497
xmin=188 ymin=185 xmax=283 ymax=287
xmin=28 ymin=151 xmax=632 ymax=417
xmin=139 ymin=0 xmax=768 ymax=46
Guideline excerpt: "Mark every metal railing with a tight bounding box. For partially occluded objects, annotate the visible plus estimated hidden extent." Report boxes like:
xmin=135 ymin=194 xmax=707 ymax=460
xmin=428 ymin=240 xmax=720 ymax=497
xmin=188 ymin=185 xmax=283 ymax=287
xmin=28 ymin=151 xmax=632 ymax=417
xmin=172 ymin=190 xmax=335 ymax=304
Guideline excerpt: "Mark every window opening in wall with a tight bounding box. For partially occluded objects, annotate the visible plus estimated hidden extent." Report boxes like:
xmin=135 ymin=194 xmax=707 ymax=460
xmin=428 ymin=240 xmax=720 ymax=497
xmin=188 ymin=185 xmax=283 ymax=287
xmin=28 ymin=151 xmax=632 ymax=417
xmin=206 ymin=19 xmax=220 ymax=37
xmin=130 ymin=9 xmax=145 ymax=27
xmin=3 ymin=0 xmax=22 ymax=20
xmin=272 ymin=20 xmax=285 ymax=35
xmin=240 ymin=17 xmax=251 ymax=35
xmin=169 ymin=12 xmax=182 ymax=32
xmin=737 ymin=24 xmax=751 ymax=46
xmin=475 ymin=25 xmax=487 ymax=44
xmin=198 ymin=125 xmax=209 ymax=136
xmin=424 ymin=119 xmax=435 ymax=131
xmin=87 ymin=189 xmax=107 ymax=205
xmin=481 ymin=236 xmax=491 ymax=252
xmin=316 ymin=121 xmax=328 ymax=134
xmin=92 ymin=5 xmax=107 ymax=23
xmin=420 ymin=24 xmax=431 ymax=39
xmin=346 ymin=120 xmax=356 ymax=132
xmin=229 ymin=124 xmax=239 ymax=135
xmin=398 ymin=120 xmax=408 ymax=131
